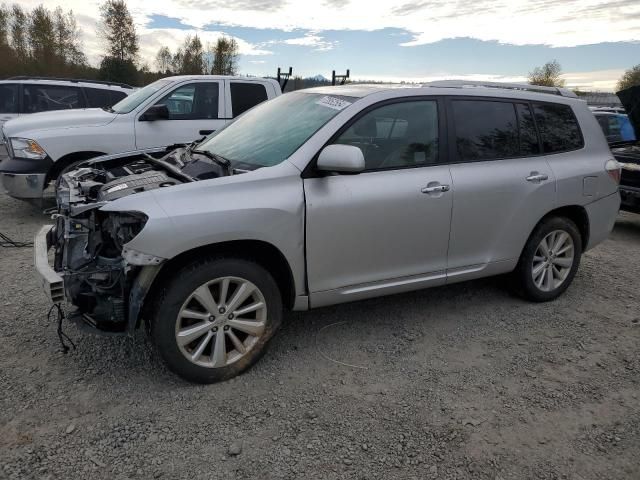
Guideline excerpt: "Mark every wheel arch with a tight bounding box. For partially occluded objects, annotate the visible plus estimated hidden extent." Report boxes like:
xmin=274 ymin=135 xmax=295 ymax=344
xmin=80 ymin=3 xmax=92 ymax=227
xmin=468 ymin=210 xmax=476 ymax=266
xmin=46 ymin=151 xmax=106 ymax=183
xmin=132 ymin=239 xmax=298 ymax=331
xmin=540 ymin=205 xmax=590 ymax=251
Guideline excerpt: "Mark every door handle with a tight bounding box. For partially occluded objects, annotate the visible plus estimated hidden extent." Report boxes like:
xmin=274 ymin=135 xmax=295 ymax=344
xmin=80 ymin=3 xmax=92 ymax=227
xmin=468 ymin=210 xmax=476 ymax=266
xmin=199 ymin=129 xmax=215 ymax=135
xmin=421 ymin=184 xmax=450 ymax=194
xmin=526 ymin=172 xmax=548 ymax=183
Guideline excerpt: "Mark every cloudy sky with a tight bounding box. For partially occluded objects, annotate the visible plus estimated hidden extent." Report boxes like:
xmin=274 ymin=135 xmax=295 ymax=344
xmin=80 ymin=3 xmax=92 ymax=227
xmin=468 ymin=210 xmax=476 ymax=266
xmin=20 ymin=0 xmax=640 ymax=90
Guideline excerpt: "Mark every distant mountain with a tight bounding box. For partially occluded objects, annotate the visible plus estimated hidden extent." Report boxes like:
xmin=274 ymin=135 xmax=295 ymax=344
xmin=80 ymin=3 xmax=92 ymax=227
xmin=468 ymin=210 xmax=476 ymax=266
xmin=308 ymin=74 xmax=329 ymax=82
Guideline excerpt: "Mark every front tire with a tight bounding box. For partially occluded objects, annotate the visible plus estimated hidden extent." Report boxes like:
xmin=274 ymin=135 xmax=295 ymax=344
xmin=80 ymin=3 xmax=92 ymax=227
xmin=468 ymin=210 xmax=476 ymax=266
xmin=151 ymin=257 xmax=282 ymax=383
xmin=512 ymin=216 xmax=582 ymax=302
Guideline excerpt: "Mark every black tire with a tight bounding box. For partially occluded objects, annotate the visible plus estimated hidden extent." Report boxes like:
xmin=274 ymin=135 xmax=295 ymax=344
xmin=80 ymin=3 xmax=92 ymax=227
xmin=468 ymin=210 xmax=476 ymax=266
xmin=151 ymin=257 xmax=282 ymax=384
xmin=512 ymin=216 xmax=582 ymax=302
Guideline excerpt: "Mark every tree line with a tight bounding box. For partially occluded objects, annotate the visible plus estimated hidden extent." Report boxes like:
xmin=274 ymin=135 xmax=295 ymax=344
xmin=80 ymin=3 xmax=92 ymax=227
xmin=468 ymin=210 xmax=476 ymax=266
xmin=1 ymin=1 xmax=639 ymax=91
xmin=0 ymin=0 xmax=240 ymax=86
xmin=528 ymin=60 xmax=640 ymax=92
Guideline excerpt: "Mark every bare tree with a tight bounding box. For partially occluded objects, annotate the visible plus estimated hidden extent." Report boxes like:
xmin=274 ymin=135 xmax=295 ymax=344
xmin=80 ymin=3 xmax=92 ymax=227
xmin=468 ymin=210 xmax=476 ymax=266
xmin=211 ymin=36 xmax=239 ymax=75
xmin=0 ymin=4 xmax=10 ymax=47
xmin=177 ymin=35 xmax=205 ymax=74
xmin=528 ymin=60 xmax=565 ymax=87
xmin=155 ymin=46 xmax=172 ymax=74
xmin=53 ymin=7 xmax=86 ymax=66
xmin=617 ymin=65 xmax=640 ymax=92
xmin=10 ymin=4 xmax=28 ymax=58
xmin=29 ymin=5 xmax=56 ymax=71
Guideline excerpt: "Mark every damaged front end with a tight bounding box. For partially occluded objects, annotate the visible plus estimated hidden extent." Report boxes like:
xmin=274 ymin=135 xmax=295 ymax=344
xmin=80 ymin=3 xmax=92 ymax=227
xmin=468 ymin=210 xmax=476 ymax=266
xmin=45 ymin=145 xmax=230 ymax=333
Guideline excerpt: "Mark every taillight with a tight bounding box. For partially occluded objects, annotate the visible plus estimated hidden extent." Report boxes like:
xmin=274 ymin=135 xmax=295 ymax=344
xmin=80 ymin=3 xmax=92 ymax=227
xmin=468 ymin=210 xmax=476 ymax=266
xmin=605 ymin=158 xmax=621 ymax=184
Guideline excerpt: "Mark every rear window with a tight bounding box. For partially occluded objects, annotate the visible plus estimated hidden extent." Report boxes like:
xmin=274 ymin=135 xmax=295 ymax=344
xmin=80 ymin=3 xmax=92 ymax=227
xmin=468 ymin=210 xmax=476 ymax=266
xmin=23 ymin=84 xmax=84 ymax=113
xmin=452 ymin=100 xmax=520 ymax=161
xmin=85 ymin=88 xmax=127 ymax=108
xmin=533 ymin=103 xmax=583 ymax=153
xmin=230 ymin=82 xmax=268 ymax=117
xmin=0 ymin=84 xmax=19 ymax=114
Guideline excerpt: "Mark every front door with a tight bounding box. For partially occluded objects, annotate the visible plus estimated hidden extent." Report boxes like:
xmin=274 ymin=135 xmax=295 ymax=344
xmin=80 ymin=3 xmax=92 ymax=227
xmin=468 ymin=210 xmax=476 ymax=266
xmin=135 ymin=81 xmax=226 ymax=149
xmin=304 ymin=98 xmax=453 ymax=306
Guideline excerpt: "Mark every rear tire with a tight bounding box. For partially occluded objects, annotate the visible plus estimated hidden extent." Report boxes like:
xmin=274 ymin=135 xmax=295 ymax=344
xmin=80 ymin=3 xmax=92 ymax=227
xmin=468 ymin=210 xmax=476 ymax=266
xmin=151 ymin=257 xmax=282 ymax=383
xmin=512 ymin=216 xmax=582 ymax=302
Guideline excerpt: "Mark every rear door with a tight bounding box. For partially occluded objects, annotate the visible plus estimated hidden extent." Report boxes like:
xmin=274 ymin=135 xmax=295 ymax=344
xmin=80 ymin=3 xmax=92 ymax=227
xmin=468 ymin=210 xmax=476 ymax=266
xmin=0 ymin=83 xmax=20 ymax=127
xmin=135 ymin=80 xmax=225 ymax=149
xmin=445 ymin=97 xmax=556 ymax=279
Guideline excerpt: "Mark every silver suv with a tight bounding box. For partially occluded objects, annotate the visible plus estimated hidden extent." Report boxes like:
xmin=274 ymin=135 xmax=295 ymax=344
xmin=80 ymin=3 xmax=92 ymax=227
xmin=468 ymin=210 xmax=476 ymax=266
xmin=35 ymin=81 xmax=621 ymax=383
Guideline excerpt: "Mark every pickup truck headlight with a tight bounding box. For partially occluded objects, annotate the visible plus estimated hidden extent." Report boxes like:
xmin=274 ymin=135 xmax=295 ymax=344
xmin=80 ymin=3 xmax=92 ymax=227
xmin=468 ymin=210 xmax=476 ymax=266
xmin=9 ymin=137 xmax=48 ymax=160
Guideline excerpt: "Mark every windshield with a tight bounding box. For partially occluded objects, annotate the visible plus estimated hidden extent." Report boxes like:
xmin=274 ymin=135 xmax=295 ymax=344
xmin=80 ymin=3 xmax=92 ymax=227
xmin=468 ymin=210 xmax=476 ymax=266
xmin=196 ymin=92 xmax=356 ymax=168
xmin=110 ymin=79 xmax=172 ymax=114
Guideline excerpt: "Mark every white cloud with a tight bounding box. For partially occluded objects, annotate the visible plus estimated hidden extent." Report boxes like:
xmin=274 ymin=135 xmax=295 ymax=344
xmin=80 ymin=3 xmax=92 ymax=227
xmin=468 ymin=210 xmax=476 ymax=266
xmin=18 ymin=0 xmax=640 ymax=57
xmin=270 ymin=33 xmax=337 ymax=51
xmin=353 ymin=69 xmax=625 ymax=91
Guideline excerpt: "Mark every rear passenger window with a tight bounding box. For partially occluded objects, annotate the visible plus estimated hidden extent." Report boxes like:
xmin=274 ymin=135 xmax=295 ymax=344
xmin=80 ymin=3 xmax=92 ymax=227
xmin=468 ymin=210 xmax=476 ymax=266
xmin=452 ymin=100 xmax=519 ymax=161
xmin=0 ymin=84 xmax=19 ymax=113
xmin=23 ymin=85 xmax=84 ymax=113
xmin=533 ymin=103 xmax=583 ymax=153
xmin=230 ymin=83 xmax=268 ymax=117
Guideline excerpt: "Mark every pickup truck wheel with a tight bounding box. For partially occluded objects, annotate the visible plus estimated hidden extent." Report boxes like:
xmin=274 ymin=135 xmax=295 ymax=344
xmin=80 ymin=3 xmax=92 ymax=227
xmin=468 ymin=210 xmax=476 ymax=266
xmin=151 ymin=258 xmax=282 ymax=383
xmin=512 ymin=216 xmax=582 ymax=302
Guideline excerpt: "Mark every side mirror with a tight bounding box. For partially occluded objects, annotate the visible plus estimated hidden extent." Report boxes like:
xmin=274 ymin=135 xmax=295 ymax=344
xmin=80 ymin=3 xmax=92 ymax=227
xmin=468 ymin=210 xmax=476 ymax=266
xmin=140 ymin=104 xmax=170 ymax=121
xmin=316 ymin=144 xmax=365 ymax=174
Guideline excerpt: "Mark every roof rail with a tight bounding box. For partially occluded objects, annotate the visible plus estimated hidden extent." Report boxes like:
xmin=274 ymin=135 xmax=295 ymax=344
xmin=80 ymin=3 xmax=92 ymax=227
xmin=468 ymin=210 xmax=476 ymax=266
xmin=424 ymin=80 xmax=578 ymax=99
xmin=6 ymin=76 xmax=135 ymax=89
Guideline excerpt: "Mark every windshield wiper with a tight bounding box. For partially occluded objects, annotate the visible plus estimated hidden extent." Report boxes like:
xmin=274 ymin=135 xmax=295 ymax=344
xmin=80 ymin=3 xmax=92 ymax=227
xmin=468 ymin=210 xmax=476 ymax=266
xmin=191 ymin=149 xmax=233 ymax=176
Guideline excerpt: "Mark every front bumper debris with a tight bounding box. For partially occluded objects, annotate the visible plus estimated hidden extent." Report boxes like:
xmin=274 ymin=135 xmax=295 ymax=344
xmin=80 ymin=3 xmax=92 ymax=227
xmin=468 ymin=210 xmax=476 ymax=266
xmin=33 ymin=224 xmax=64 ymax=303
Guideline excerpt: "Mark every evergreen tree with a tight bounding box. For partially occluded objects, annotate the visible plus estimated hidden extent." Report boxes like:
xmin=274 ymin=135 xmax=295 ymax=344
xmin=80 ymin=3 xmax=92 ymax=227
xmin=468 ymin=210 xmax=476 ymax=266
xmin=98 ymin=0 xmax=139 ymax=83
xmin=99 ymin=0 xmax=139 ymax=62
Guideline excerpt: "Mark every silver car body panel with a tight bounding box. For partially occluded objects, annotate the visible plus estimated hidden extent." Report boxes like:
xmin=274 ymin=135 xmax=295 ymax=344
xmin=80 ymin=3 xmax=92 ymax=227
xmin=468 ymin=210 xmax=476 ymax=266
xmin=63 ymin=84 xmax=619 ymax=313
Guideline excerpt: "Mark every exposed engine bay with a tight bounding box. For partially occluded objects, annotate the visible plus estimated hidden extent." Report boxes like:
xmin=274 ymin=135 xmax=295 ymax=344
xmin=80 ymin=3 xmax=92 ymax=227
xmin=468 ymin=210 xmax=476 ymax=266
xmin=50 ymin=144 xmax=237 ymax=332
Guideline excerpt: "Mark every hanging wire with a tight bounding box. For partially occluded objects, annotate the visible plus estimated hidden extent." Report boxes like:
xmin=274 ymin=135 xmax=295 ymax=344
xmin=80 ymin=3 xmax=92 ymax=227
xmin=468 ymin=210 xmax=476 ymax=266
xmin=0 ymin=231 xmax=33 ymax=248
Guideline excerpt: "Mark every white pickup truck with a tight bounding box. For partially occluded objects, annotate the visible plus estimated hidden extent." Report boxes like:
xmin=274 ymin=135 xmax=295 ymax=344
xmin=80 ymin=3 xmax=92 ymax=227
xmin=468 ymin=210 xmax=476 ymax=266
xmin=0 ymin=75 xmax=281 ymax=202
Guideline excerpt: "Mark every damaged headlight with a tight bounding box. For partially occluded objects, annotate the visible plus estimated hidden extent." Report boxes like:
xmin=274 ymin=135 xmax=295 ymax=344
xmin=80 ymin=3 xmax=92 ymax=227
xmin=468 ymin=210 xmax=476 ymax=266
xmin=104 ymin=212 xmax=165 ymax=266
xmin=9 ymin=137 xmax=48 ymax=160
xmin=103 ymin=211 xmax=148 ymax=250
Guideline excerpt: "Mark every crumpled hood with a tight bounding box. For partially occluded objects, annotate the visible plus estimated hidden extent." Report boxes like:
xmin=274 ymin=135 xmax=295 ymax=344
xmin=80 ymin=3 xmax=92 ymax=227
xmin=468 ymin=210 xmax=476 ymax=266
xmin=2 ymin=108 xmax=117 ymax=137
xmin=617 ymin=86 xmax=640 ymax=138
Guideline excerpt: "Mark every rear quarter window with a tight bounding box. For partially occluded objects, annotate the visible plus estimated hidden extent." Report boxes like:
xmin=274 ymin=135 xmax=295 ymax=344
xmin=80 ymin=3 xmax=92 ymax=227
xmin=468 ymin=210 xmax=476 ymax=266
xmin=86 ymin=88 xmax=129 ymax=108
xmin=230 ymin=82 xmax=268 ymax=118
xmin=533 ymin=103 xmax=583 ymax=153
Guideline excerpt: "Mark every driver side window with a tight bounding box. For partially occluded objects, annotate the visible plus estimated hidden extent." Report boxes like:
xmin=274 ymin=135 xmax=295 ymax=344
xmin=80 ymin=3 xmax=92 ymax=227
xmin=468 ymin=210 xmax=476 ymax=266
xmin=155 ymin=82 xmax=219 ymax=120
xmin=333 ymin=100 xmax=439 ymax=170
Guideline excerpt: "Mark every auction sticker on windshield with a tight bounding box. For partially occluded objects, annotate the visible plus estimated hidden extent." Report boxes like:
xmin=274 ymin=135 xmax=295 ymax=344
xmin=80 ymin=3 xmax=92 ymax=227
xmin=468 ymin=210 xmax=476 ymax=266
xmin=315 ymin=96 xmax=352 ymax=111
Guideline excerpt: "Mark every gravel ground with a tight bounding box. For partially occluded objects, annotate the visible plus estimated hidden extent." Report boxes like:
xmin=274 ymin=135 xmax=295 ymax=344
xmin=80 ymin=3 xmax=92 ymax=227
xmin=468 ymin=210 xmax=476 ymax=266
xmin=0 ymin=193 xmax=639 ymax=480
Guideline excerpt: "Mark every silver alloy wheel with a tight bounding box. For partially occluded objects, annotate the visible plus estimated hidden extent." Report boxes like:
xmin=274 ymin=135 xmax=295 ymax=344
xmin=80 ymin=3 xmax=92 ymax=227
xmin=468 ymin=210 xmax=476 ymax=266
xmin=175 ymin=276 xmax=267 ymax=368
xmin=531 ymin=229 xmax=575 ymax=292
